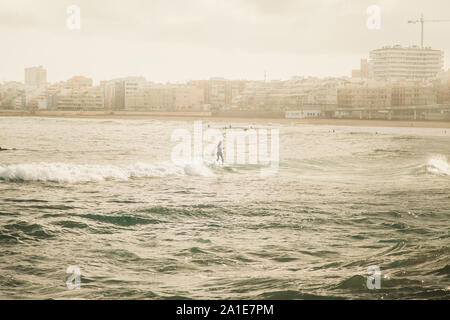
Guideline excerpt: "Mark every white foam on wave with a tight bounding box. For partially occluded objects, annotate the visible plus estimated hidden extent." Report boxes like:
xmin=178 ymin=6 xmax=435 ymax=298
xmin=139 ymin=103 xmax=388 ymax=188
xmin=184 ymin=164 xmax=214 ymax=177
xmin=424 ymin=154 xmax=450 ymax=176
xmin=0 ymin=161 xmax=215 ymax=182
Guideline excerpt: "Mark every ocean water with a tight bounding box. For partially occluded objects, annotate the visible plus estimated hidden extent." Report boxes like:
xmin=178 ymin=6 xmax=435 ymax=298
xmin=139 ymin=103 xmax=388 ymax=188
xmin=0 ymin=116 xmax=449 ymax=300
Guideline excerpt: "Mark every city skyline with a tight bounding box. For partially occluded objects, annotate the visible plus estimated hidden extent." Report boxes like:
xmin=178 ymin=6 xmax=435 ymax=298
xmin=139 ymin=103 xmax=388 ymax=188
xmin=6 ymin=43 xmax=447 ymax=86
xmin=1 ymin=0 xmax=450 ymax=84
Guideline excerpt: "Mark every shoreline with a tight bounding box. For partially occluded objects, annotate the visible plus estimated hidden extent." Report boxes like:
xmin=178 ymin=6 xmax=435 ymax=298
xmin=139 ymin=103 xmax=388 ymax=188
xmin=1 ymin=110 xmax=450 ymax=128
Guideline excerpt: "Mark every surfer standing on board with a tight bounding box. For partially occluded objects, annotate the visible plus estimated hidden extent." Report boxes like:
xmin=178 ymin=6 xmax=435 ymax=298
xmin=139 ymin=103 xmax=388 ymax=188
xmin=216 ymin=141 xmax=224 ymax=166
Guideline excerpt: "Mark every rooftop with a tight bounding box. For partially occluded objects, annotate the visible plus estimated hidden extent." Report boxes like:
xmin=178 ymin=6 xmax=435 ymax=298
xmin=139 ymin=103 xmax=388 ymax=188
xmin=372 ymin=45 xmax=442 ymax=52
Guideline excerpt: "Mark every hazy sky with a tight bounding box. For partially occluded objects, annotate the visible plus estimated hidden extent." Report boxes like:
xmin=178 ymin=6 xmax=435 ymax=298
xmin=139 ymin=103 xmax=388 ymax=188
xmin=1 ymin=0 xmax=450 ymax=84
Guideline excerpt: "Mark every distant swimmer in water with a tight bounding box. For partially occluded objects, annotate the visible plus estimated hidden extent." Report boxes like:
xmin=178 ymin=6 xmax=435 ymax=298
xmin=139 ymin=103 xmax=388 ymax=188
xmin=216 ymin=141 xmax=224 ymax=166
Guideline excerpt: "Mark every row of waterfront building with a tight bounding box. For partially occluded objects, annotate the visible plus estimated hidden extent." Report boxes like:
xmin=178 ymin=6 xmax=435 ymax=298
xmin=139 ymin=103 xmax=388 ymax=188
xmin=1 ymin=45 xmax=450 ymax=120
xmin=2 ymin=73 xmax=450 ymax=118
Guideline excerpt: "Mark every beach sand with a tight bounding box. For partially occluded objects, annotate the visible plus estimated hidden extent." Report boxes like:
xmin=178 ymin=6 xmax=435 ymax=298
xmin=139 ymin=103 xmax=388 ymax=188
xmin=1 ymin=110 xmax=450 ymax=128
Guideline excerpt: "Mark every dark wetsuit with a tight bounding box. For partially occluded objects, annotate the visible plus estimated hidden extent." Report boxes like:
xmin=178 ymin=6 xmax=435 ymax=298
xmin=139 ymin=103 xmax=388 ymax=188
xmin=216 ymin=143 xmax=224 ymax=164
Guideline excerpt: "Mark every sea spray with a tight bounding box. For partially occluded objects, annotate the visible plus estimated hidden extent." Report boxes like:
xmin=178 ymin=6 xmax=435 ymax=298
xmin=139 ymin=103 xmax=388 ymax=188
xmin=424 ymin=154 xmax=450 ymax=176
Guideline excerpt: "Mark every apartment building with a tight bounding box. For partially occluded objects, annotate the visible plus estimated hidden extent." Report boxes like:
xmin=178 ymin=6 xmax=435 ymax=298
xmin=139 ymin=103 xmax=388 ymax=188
xmin=391 ymin=81 xmax=438 ymax=106
xmin=101 ymin=77 xmax=146 ymax=110
xmin=437 ymin=70 xmax=450 ymax=104
xmin=440 ymin=81 xmax=450 ymax=104
xmin=0 ymin=82 xmax=25 ymax=109
xmin=125 ymin=85 xmax=204 ymax=111
xmin=369 ymin=45 xmax=443 ymax=80
xmin=338 ymin=83 xmax=392 ymax=109
xmin=25 ymin=86 xmax=47 ymax=108
xmin=27 ymin=83 xmax=64 ymax=109
xmin=65 ymin=76 xmax=93 ymax=90
xmin=56 ymin=86 xmax=104 ymax=110
xmin=232 ymin=77 xmax=343 ymax=112
xmin=232 ymin=81 xmax=272 ymax=110
xmin=174 ymin=86 xmax=204 ymax=111
xmin=189 ymin=78 xmax=245 ymax=109
xmin=338 ymin=81 xmax=440 ymax=109
xmin=125 ymin=86 xmax=170 ymax=111
xmin=24 ymin=65 xmax=47 ymax=87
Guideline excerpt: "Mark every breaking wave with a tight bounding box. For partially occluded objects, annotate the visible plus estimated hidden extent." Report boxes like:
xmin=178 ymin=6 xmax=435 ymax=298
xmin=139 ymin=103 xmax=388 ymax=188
xmin=0 ymin=161 xmax=215 ymax=182
xmin=420 ymin=155 xmax=450 ymax=176
xmin=184 ymin=161 xmax=215 ymax=177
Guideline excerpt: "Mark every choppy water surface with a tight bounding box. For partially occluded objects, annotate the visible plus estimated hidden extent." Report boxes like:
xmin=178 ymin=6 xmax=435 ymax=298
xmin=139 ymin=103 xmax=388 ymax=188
xmin=0 ymin=117 xmax=449 ymax=299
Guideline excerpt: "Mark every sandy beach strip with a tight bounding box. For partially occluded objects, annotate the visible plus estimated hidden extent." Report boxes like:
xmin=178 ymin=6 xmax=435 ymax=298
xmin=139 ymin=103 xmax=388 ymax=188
xmin=1 ymin=110 xmax=450 ymax=129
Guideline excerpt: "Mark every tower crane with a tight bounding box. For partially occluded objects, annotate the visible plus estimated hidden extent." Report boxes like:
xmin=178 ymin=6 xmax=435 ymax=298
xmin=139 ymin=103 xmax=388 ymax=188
xmin=408 ymin=13 xmax=450 ymax=48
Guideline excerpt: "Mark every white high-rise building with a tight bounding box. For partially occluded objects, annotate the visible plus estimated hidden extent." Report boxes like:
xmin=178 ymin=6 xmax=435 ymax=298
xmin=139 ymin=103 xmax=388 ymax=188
xmin=369 ymin=45 xmax=443 ymax=80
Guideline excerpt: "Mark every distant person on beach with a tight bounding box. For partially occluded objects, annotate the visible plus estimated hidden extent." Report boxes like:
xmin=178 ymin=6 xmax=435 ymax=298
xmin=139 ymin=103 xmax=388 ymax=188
xmin=216 ymin=141 xmax=224 ymax=166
